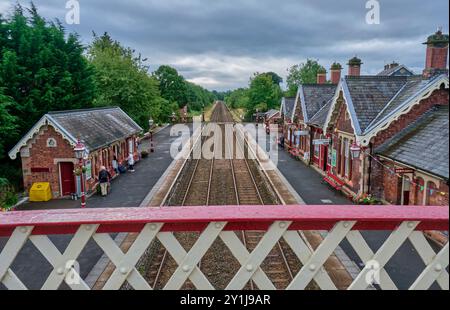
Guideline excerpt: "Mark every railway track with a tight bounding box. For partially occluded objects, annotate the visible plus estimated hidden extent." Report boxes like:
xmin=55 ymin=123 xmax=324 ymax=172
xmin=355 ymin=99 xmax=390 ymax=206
xmin=147 ymin=102 xmax=301 ymax=290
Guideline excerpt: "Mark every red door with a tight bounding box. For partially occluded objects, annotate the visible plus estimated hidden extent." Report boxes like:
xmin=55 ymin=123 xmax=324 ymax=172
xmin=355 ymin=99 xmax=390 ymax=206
xmin=60 ymin=162 xmax=75 ymax=196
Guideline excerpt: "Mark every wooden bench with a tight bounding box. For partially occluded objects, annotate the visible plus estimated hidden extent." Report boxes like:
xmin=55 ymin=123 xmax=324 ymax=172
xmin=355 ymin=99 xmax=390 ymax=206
xmin=323 ymin=172 xmax=345 ymax=191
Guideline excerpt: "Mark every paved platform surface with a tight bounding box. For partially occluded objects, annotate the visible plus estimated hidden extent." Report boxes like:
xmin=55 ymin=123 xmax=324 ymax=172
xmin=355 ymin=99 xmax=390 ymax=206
xmin=249 ymin=124 xmax=440 ymax=290
xmin=0 ymin=125 xmax=180 ymax=290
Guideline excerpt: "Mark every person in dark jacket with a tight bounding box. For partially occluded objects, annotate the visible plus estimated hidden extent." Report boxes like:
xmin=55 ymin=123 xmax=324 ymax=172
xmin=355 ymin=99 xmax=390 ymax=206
xmin=99 ymin=166 xmax=112 ymax=196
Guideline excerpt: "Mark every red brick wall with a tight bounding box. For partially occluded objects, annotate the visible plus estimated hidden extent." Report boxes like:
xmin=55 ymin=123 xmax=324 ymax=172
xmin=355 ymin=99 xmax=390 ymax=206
xmin=427 ymin=181 xmax=449 ymax=206
xmin=425 ymin=46 xmax=448 ymax=71
xmin=21 ymin=125 xmax=74 ymax=197
xmin=317 ymin=74 xmax=326 ymax=84
xmin=370 ymin=158 xmax=449 ymax=206
xmin=372 ymin=89 xmax=449 ymax=147
xmin=348 ymin=66 xmax=361 ymax=77
xmin=331 ymin=70 xmax=341 ymax=84
xmin=371 ymin=159 xmax=401 ymax=204
xmin=21 ymin=125 xmax=140 ymax=198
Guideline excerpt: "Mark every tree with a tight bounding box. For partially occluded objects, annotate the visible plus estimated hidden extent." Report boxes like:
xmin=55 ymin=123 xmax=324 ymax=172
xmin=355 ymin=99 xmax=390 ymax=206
xmin=88 ymin=33 xmax=168 ymax=128
xmin=0 ymin=90 xmax=18 ymax=160
xmin=225 ymin=88 xmax=249 ymax=109
xmin=153 ymin=65 xmax=188 ymax=108
xmin=262 ymin=72 xmax=283 ymax=85
xmin=185 ymin=81 xmax=215 ymax=112
xmin=248 ymin=73 xmax=282 ymax=111
xmin=286 ymin=59 xmax=326 ymax=96
xmin=0 ymin=4 xmax=96 ymax=186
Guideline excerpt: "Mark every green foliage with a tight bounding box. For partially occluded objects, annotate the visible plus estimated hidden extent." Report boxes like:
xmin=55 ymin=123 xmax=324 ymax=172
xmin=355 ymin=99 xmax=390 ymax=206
xmin=0 ymin=90 xmax=18 ymax=160
xmin=225 ymin=88 xmax=249 ymax=109
xmin=286 ymin=59 xmax=326 ymax=96
xmin=247 ymin=73 xmax=282 ymax=111
xmin=153 ymin=65 xmax=188 ymax=108
xmin=88 ymin=33 xmax=169 ymax=129
xmin=225 ymin=72 xmax=282 ymax=120
xmin=0 ymin=4 xmax=96 ymax=186
xmin=0 ymin=178 xmax=18 ymax=210
xmin=153 ymin=65 xmax=216 ymax=114
xmin=185 ymin=81 xmax=215 ymax=112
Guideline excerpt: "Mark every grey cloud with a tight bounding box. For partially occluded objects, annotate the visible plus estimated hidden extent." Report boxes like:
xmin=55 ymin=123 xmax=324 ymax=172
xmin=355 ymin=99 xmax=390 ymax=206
xmin=1 ymin=0 xmax=448 ymax=90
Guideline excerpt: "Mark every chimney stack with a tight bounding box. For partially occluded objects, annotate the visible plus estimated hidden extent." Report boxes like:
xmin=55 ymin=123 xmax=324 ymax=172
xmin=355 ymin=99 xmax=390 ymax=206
xmin=348 ymin=56 xmax=363 ymax=76
xmin=317 ymin=68 xmax=327 ymax=84
xmin=423 ymin=29 xmax=449 ymax=78
xmin=389 ymin=62 xmax=399 ymax=69
xmin=330 ymin=62 xmax=342 ymax=84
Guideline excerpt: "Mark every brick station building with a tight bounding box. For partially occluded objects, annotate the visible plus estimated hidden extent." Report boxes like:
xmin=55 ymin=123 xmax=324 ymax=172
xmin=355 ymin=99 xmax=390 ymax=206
xmin=8 ymin=107 xmax=142 ymax=198
xmin=374 ymin=105 xmax=449 ymax=206
xmin=321 ymin=30 xmax=449 ymax=204
xmin=281 ymin=30 xmax=449 ymax=206
xmin=289 ymin=63 xmax=342 ymax=169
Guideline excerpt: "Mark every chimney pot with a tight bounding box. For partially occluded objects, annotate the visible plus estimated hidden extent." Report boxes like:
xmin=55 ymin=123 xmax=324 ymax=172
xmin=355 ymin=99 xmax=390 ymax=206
xmin=348 ymin=56 xmax=363 ymax=76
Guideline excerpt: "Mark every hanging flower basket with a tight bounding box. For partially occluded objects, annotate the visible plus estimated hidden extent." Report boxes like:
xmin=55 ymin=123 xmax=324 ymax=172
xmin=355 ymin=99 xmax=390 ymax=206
xmin=73 ymin=167 xmax=88 ymax=176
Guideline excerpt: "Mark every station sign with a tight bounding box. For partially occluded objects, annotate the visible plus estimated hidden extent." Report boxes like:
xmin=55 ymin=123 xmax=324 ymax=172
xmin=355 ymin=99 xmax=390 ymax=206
xmin=294 ymin=131 xmax=309 ymax=136
xmin=395 ymin=168 xmax=415 ymax=175
xmin=313 ymin=139 xmax=331 ymax=145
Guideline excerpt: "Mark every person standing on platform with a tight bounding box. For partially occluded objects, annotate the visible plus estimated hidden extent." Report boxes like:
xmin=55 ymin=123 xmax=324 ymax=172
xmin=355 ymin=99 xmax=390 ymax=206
xmin=98 ymin=166 xmax=111 ymax=197
xmin=127 ymin=153 xmax=135 ymax=172
xmin=112 ymin=156 xmax=119 ymax=174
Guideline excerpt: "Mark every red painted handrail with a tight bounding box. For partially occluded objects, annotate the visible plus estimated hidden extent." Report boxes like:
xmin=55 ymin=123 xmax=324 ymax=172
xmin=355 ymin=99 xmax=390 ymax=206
xmin=0 ymin=205 xmax=448 ymax=236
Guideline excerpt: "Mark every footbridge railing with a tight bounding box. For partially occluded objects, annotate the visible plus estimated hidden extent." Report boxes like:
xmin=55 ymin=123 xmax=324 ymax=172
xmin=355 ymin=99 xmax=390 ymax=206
xmin=0 ymin=205 xmax=448 ymax=290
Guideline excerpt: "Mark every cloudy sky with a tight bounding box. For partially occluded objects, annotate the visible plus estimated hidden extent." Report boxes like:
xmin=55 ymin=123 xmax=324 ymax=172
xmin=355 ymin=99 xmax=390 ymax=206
xmin=1 ymin=0 xmax=449 ymax=91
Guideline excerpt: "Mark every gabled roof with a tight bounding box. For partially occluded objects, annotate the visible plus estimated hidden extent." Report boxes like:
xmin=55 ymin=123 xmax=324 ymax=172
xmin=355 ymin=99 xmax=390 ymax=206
xmin=309 ymin=100 xmax=333 ymax=127
xmin=323 ymin=74 xmax=449 ymax=146
xmin=265 ymin=109 xmax=280 ymax=119
xmin=298 ymin=84 xmax=337 ymax=123
xmin=280 ymin=97 xmax=296 ymax=121
xmin=377 ymin=65 xmax=414 ymax=77
xmin=376 ymin=105 xmax=449 ymax=180
xmin=344 ymin=76 xmax=408 ymax=132
xmin=9 ymin=107 xmax=143 ymax=160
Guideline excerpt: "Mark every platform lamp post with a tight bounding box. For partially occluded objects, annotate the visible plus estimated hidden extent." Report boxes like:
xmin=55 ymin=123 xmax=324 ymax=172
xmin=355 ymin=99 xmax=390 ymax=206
xmin=350 ymin=142 xmax=362 ymax=159
xmin=149 ymin=118 xmax=155 ymax=153
xmin=74 ymin=139 xmax=87 ymax=208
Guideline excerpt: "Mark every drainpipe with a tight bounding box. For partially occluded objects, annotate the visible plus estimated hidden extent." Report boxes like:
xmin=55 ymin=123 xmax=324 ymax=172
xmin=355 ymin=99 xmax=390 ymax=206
xmin=367 ymin=143 xmax=373 ymax=194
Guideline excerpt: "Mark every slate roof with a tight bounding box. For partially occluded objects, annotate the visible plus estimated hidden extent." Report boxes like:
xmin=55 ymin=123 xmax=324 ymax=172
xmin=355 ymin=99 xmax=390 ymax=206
xmin=309 ymin=100 xmax=333 ymax=127
xmin=344 ymin=76 xmax=412 ymax=132
xmin=48 ymin=107 xmax=142 ymax=151
xmin=300 ymin=84 xmax=337 ymax=122
xmin=265 ymin=109 xmax=280 ymax=119
xmin=376 ymin=105 xmax=449 ymax=180
xmin=282 ymin=97 xmax=296 ymax=120
xmin=366 ymin=76 xmax=431 ymax=131
xmin=377 ymin=65 xmax=414 ymax=77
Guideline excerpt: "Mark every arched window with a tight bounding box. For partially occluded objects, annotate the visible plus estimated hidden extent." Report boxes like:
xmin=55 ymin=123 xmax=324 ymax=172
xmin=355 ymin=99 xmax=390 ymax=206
xmin=415 ymin=177 xmax=425 ymax=206
xmin=426 ymin=181 xmax=438 ymax=206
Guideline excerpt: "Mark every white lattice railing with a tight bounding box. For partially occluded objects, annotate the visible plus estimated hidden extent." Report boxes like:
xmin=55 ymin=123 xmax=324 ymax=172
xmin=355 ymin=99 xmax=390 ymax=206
xmin=0 ymin=205 xmax=448 ymax=290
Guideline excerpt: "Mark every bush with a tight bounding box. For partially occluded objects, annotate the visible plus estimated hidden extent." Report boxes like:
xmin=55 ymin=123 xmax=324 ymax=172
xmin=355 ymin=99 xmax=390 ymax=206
xmin=0 ymin=178 xmax=18 ymax=211
xmin=355 ymin=194 xmax=380 ymax=205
